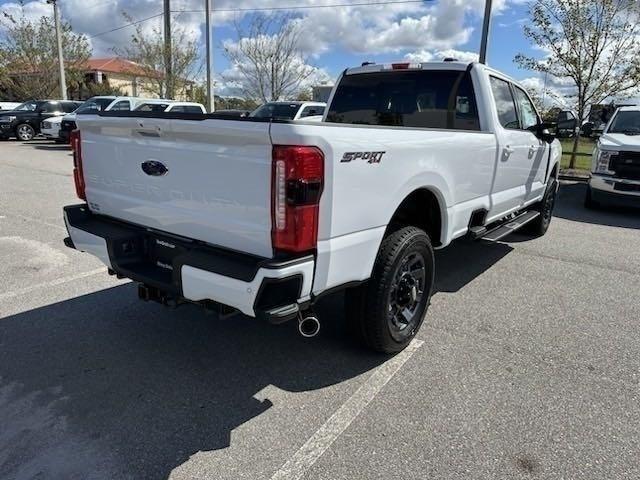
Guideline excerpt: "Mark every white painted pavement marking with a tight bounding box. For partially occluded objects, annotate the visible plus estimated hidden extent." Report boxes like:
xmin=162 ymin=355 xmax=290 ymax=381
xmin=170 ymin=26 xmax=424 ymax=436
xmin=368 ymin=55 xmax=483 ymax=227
xmin=0 ymin=268 xmax=108 ymax=302
xmin=271 ymin=339 xmax=424 ymax=480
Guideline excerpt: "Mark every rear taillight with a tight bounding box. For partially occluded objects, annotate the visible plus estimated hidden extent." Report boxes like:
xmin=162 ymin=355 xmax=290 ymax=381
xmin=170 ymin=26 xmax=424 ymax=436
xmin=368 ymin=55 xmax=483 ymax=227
xmin=272 ymin=145 xmax=324 ymax=254
xmin=70 ymin=130 xmax=86 ymax=200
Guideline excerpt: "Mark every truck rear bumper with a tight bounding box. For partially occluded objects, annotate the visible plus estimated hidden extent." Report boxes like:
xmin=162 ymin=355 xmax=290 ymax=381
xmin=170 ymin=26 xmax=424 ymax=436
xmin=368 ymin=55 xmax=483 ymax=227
xmin=63 ymin=204 xmax=314 ymax=318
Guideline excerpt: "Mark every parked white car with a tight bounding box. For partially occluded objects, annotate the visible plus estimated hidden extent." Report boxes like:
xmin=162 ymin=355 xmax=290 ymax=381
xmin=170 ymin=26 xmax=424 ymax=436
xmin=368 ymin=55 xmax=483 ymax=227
xmin=586 ymin=105 xmax=640 ymax=208
xmin=64 ymin=61 xmax=561 ymax=353
xmin=0 ymin=102 xmax=21 ymax=111
xmin=41 ymin=115 xmax=64 ymax=140
xmin=133 ymin=101 xmax=206 ymax=114
xmin=58 ymin=96 xmax=180 ymax=143
xmin=250 ymin=101 xmax=326 ymax=121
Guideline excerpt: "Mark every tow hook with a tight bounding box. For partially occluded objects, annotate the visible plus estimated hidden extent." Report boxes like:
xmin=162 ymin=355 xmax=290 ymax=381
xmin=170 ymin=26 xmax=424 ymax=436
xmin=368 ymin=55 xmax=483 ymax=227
xmin=298 ymin=310 xmax=321 ymax=338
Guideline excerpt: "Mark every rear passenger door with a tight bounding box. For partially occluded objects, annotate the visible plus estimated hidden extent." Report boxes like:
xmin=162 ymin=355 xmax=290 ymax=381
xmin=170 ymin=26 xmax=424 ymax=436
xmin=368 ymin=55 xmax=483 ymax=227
xmin=108 ymin=100 xmax=131 ymax=111
xmin=488 ymin=76 xmax=545 ymax=218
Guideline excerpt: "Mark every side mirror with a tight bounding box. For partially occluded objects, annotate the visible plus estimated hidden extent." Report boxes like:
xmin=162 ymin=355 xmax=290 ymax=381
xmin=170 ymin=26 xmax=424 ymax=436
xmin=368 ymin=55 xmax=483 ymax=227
xmin=529 ymin=122 xmax=557 ymax=143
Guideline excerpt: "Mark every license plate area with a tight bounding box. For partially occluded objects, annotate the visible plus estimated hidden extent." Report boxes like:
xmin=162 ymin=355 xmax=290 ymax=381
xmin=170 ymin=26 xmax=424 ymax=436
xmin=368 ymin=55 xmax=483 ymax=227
xmin=146 ymin=236 xmax=189 ymax=273
xmin=109 ymin=232 xmax=192 ymax=292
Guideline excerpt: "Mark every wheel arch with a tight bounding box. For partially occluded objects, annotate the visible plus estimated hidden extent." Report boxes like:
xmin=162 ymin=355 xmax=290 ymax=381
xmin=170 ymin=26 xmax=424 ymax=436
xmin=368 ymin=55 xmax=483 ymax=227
xmin=549 ymin=140 xmax=563 ymax=180
xmin=385 ymin=187 xmax=447 ymax=248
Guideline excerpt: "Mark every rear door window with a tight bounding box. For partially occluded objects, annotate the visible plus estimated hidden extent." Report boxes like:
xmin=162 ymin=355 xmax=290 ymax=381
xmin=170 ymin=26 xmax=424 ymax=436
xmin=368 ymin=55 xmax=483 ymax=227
xmin=490 ymin=77 xmax=520 ymax=129
xmin=169 ymin=105 xmax=203 ymax=113
xmin=62 ymin=102 xmax=77 ymax=113
xmin=109 ymin=101 xmax=131 ymax=111
xmin=135 ymin=103 xmax=170 ymax=112
xmin=300 ymin=106 xmax=325 ymax=118
xmin=250 ymin=103 xmax=301 ymax=120
xmin=326 ymin=70 xmax=480 ymax=130
xmin=41 ymin=102 xmax=63 ymax=114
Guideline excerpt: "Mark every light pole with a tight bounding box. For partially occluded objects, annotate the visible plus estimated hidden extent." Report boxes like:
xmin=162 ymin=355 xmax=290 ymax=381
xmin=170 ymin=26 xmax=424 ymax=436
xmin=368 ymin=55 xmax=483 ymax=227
xmin=479 ymin=0 xmax=492 ymax=64
xmin=47 ymin=0 xmax=67 ymax=99
xmin=205 ymin=0 xmax=215 ymax=112
xmin=164 ymin=0 xmax=173 ymax=98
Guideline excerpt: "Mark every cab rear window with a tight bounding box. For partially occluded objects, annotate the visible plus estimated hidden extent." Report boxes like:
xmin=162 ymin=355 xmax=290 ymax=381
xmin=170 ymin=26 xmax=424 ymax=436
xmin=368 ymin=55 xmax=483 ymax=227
xmin=326 ymin=70 xmax=480 ymax=130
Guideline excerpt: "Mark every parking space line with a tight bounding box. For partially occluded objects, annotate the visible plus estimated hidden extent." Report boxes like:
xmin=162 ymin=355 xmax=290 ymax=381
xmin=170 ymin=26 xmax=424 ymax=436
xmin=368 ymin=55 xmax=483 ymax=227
xmin=0 ymin=268 xmax=108 ymax=302
xmin=271 ymin=339 xmax=424 ymax=480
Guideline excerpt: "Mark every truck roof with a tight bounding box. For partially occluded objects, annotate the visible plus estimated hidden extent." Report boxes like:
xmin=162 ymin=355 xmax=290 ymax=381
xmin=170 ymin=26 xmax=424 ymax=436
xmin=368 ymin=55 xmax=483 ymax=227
xmin=344 ymin=60 xmax=523 ymax=89
xmin=616 ymin=105 xmax=640 ymax=112
xmin=345 ymin=60 xmax=472 ymax=76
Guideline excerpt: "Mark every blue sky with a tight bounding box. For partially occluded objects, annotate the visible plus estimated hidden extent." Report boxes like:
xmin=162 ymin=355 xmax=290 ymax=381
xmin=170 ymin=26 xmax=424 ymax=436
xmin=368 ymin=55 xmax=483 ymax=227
xmin=1 ymin=0 xmax=548 ymax=95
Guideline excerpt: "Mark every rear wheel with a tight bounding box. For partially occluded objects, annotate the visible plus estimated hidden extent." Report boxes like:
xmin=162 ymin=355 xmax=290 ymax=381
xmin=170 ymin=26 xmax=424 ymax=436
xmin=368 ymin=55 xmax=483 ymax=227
xmin=16 ymin=123 xmax=35 ymax=141
xmin=346 ymin=226 xmax=434 ymax=353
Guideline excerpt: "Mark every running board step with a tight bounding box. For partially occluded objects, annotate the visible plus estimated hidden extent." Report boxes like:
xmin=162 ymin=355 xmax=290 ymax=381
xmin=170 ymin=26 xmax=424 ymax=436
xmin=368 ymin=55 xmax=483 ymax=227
xmin=481 ymin=210 xmax=540 ymax=242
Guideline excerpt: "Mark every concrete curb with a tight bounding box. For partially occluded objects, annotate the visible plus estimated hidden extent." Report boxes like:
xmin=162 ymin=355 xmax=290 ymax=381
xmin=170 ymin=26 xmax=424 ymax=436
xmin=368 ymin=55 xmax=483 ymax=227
xmin=559 ymin=170 xmax=589 ymax=183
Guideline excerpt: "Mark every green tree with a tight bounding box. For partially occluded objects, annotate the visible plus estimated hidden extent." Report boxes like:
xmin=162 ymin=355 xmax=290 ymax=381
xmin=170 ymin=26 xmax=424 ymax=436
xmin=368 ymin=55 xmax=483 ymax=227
xmin=0 ymin=4 xmax=91 ymax=100
xmin=115 ymin=12 xmax=200 ymax=100
xmin=516 ymin=0 xmax=640 ymax=168
xmin=215 ymin=95 xmax=258 ymax=111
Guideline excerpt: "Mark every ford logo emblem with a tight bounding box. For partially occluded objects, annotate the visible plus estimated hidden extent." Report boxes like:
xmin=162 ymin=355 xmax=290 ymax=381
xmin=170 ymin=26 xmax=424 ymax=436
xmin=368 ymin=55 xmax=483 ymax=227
xmin=141 ymin=160 xmax=168 ymax=176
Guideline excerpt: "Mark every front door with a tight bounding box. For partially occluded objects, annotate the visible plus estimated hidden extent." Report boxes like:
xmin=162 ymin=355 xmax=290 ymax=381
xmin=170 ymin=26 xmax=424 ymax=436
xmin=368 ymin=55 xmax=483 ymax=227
xmin=488 ymin=76 xmax=547 ymax=219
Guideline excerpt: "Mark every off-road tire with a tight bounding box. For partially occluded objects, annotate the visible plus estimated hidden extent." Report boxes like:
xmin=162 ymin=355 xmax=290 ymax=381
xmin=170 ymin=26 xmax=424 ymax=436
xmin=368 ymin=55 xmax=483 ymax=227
xmin=584 ymin=185 xmax=600 ymax=209
xmin=346 ymin=226 xmax=435 ymax=354
xmin=525 ymin=177 xmax=558 ymax=236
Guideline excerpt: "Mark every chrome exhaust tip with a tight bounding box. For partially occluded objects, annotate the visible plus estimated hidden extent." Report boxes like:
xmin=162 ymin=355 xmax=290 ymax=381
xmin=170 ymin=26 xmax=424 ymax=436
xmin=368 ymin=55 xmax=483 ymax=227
xmin=298 ymin=314 xmax=321 ymax=338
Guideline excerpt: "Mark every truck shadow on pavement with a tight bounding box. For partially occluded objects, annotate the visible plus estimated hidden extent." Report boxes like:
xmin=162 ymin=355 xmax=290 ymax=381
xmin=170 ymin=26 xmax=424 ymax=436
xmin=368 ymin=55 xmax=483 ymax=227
xmin=0 ymin=286 xmax=383 ymax=480
xmin=433 ymin=239 xmax=513 ymax=293
xmin=0 ymin=242 xmax=515 ymax=480
xmin=20 ymin=140 xmax=71 ymax=152
xmin=554 ymin=182 xmax=640 ymax=230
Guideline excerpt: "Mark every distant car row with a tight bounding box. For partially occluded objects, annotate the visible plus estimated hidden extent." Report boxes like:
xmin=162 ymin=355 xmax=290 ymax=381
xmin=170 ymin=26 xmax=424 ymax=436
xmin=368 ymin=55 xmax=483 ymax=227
xmin=0 ymin=97 xmax=207 ymax=142
xmin=0 ymin=98 xmax=327 ymax=142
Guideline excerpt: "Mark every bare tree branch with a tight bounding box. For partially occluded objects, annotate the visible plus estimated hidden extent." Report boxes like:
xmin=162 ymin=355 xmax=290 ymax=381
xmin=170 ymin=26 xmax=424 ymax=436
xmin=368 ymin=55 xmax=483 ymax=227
xmin=516 ymin=0 xmax=640 ymax=168
xmin=223 ymin=14 xmax=316 ymax=103
xmin=114 ymin=12 xmax=201 ymax=100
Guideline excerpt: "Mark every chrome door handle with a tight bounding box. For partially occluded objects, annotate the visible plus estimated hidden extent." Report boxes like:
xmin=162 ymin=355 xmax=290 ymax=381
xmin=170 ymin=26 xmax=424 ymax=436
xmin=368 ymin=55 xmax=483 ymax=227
xmin=504 ymin=146 xmax=515 ymax=155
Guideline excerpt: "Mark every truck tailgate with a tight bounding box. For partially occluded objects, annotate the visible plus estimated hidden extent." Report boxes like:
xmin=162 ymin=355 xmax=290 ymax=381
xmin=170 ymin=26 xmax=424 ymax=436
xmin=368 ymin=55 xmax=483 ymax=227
xmin=77 ymin=116 xmax=274 ymax=258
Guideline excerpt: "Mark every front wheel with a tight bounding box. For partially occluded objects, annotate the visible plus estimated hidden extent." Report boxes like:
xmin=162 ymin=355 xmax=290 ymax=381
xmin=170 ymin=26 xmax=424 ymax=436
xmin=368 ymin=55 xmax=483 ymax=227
xmin=584 ymin=185 xmax=600 ymax=209
xmin=346 ymin=226 xmax=435 ymax=354
xmin=525 ymin=177 xmax=558 ymax=237
xmin=16 ymin=123 xmax=35 ymax=141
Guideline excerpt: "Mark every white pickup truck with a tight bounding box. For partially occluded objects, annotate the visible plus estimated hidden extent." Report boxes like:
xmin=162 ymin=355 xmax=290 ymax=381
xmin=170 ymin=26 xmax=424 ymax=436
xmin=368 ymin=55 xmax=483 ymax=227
xmin=586 ymin=106 xmax=640 ymax=208
xmin=63 ymin=61 xmax=561 ymax=353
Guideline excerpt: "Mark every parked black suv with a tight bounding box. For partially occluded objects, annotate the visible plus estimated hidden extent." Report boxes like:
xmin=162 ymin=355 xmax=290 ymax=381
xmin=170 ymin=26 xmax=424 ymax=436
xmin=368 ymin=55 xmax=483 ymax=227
xmin=0 ymin=100 xmax=82 ymax=141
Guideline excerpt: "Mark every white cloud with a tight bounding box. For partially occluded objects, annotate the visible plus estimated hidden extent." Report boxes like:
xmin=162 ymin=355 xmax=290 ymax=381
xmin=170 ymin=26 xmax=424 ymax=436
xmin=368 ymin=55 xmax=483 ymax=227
xmin=518 ymin=75 xmax=577 ymax=109
xmin=405 ymin=48 xmax=479 ymax=63
xmin=2 ymin=0 xmax=529 ymax=97
xmin=293 ymin=0 xmax=507 ymax=56
xmin=1 ymin=0 xmax=512 ymax=57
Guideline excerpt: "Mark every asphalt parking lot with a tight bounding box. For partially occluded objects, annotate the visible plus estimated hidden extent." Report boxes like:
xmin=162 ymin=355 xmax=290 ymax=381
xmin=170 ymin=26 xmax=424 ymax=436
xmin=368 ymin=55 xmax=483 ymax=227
xmin=1 ymin=139 xmax=639 ymax=480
